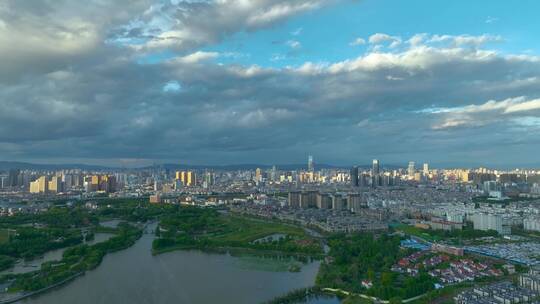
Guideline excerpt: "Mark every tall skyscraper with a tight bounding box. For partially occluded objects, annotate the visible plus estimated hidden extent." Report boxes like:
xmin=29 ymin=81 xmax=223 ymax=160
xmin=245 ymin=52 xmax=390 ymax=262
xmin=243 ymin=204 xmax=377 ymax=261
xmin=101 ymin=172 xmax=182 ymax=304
xmin=30 ymin=176 xmax=48 ymax=193
xmin=270 ymin=165 xmax=277 ymax=181
xmin=7 ymin=169 xmax=20 ymax=188
xmin=48 ymin=176 xmax=63 ymax=193
xmin=176 ymin=171 xmax=196 ymax=186
xmin=255 ymin=168 xmax=262 ymax=183
xmin=203 ymin=171 xmax=215 ymax=188
xmin=350 ymin=166 xmax=359 ymax=187
xmin=423 ymin=163 xmax=429 ymax=175
xmin=408 ymin=161 xmax=416 ymax=177
xmin=372 ymin=159 xmax=380 ymax=176
xmin=308 ymin=155 xmax=314 ymax=172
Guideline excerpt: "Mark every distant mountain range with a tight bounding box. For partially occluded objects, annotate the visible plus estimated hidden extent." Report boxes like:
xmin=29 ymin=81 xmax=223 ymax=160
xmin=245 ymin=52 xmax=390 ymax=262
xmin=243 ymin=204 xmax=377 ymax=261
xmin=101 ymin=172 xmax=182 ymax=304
xmin=0 ymin=160 xmax=537 ymax=171
xmin=151 ymin=163 xmax=350 ymax=171
xmin=0 ymin=161 xmax=393 ymax=171
xmin=0 ymin=161 xmax=110 ymax=171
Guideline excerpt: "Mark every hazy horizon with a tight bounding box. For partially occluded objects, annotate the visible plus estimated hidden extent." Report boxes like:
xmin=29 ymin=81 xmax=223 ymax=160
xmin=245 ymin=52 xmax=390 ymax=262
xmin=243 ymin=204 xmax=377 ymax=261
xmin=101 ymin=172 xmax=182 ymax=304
xmin=0 ymin=158 xmax=538 ymax=170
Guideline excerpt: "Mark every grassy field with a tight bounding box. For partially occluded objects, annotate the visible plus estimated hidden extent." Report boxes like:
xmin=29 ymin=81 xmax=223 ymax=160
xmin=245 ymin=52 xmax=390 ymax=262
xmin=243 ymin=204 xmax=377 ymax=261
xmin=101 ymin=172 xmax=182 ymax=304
xmin=213 ymin=215 xmax=307 ymax=243
xmin=395 ymin=224 xmax=442 ymax=242
xmin=154 ymin=209 xmax=322 ymax=255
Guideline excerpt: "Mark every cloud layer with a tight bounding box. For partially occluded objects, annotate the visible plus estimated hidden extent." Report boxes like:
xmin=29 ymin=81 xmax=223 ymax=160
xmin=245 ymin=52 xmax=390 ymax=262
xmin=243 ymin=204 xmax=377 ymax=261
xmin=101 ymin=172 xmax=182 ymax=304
xmin=1 ymin=1 xmax=540 ymax=167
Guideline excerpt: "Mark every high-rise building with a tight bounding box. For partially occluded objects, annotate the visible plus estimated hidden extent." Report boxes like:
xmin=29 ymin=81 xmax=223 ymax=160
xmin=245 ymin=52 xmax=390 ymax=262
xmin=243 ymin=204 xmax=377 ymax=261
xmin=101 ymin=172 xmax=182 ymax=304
xmin=255 ymin=168 xmax=262 ymax=183
xmin=308 ymin=155 xmax=314 ymax=172
xmin=91 ymin=175 xmax=100 ymax=187
xmin=7 ymin=169 xmax=20 ymax=188
xmin=408 ymin=161 xmax=415 ymax=177
xmin=372 ymin=159 xmax=380 ymax=176
xmin=30 ymin=176 xmax=48 ymax=193
xmin=347 ymin=193 xmax=366 ymax=212
xmin=188 ymin=171 xmax=196 ymax=186
xmin=359 ymin=174 xmax=369 ymax=187
xmin=175 ymin=171 xmax=196 ymax=186
xmin=483 ymin=181 xmax=500 ymax=193
xmin=270 ymin=165 xmax=277 ymax=181
xmin=0 ymin=175 xmax=6 ymax=189
xmin=331 ymin=194 xmax=347 ymax=210
xmin=350 ymin=166 xmax=359 ymax=187
xmin=203 ymin=171 xmax=215 ymax=188
xmin=104 ymin=175 xmax=117 ymax=193
xmin=48 ymin=176 xmax=63 ymax=193
xmin=63 ymin=174 xmax=73 ymax=190
xmin=316 ymin=193 xmax=332 ymax=209
xmin=423 ymin=163 xmax=429 ymax=175
xmin=473 ymin=213 xmax=511 ymax=235
xmin=83 ymin=175 xmax=116 ymax=193
xmin=300 ymin=191 xmax=317 ymax=208
xmin=288 ymin=191 xmax=301 ymax=207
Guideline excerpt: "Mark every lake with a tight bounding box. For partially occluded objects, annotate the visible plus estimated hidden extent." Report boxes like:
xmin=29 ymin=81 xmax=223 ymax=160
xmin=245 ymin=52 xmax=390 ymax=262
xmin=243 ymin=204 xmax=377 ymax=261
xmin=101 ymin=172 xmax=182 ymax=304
xmin=19 ymin=223 xmax=331 ymax=304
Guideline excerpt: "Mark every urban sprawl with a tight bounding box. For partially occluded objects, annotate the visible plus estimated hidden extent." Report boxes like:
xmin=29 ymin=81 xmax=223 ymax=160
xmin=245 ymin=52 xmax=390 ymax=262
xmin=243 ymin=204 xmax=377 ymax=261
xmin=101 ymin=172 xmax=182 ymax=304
xmin=3 ymin=157 xmax=540 ymax=303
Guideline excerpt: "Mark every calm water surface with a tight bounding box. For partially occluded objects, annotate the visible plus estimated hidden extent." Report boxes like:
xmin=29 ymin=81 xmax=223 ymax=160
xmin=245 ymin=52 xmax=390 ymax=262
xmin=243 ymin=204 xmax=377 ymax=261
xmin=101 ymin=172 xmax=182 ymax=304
xmin=20 ymin=223 xmax=322 ymax=304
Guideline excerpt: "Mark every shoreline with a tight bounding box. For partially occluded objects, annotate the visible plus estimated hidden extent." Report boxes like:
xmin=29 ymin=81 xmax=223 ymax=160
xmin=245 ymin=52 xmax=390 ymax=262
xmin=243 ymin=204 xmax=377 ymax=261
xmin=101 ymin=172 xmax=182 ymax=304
xmin=0 ymin=272 xmax=84 ymax=304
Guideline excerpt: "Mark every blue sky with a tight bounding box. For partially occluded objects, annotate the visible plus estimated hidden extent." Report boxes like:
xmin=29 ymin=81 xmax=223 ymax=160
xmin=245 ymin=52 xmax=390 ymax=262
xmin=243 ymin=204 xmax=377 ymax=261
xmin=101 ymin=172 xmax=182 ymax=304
xmin=1 ymin=0 xmax=540 ymax=167
xmin=202 ymin=0 xmax=540 ymax=67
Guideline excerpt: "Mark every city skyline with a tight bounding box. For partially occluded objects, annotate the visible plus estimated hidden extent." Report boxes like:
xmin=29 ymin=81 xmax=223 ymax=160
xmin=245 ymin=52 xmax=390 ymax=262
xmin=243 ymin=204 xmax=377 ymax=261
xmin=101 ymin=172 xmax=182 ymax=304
xmin=2 ymin=0 xmax=540 ymax=167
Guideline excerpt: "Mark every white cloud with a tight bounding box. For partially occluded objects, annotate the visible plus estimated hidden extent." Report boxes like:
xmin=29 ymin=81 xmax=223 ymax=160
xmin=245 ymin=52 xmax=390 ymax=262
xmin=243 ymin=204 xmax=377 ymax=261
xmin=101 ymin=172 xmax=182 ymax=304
xmin=429 ymin=34 xmax=502 ymax=47
xmin=293 ymin=34 xmax=513 ymax=75
xmin=407 ymin=33 xmax=428 ymax=46
xmin=172 ymin=51 xmax=219 ymax=64
xmin=505 ymin=98 xmax=540 ymax=113
xmin=270 ymin=54 xmax=286 ymax=61
xmin=163 ymin=80 xmax=182 ymax=92
xmin=368 ymin=33 xmax=402 ymax=48
xmin=428 ymin=97 xmax=540 ymax=129
xmin=286 ymin=40 xmax=302 ymax=49
xmin=349 ymin=37 xmax=366 ymax=46
xmin=246 ymin=2 xmax=323 ymax=26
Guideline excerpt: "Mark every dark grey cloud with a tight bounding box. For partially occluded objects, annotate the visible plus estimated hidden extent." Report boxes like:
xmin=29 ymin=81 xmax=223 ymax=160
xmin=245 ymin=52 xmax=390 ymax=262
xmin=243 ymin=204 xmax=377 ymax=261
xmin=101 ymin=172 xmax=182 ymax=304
xmin=0 ymin=0 xmax=153 ymax=82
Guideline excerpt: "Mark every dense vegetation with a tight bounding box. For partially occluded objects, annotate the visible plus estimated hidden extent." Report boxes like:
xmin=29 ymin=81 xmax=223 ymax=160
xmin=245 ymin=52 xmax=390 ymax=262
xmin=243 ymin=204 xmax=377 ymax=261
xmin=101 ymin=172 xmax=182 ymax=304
xmin=0 ymin=254 xmax=16 ymax=271
xmin=153 ymin=207 xmax=322 ymax=255
xmin=0 ymin=207 xmax=103 ymax=261
xmin=95 ymin=198 xmax=176 ymax=222
xmin=0 ymin=227 xmax=83 ymax=260
xmin=0 ymin=208 xmax=99 ymax=228
xmin=316 ymin=233 xmax=436 ymax=300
